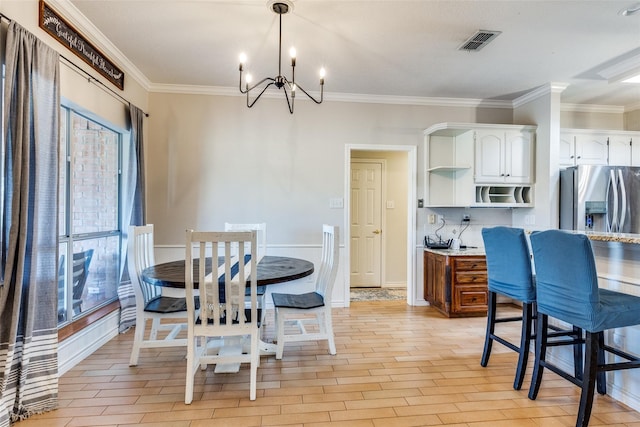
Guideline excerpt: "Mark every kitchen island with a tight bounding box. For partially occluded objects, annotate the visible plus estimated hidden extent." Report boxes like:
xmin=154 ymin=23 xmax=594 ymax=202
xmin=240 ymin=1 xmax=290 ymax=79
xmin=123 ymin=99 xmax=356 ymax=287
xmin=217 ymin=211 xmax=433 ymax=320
xmin=423 ymin=247 xmax=487 ymax=317
xmin=422 ymin=231 xmax=640 ymax=412
xmin=423 ymin=231 xmax=640 ymax=319
xmin=564 ymin=231 xmax=640 ymax=298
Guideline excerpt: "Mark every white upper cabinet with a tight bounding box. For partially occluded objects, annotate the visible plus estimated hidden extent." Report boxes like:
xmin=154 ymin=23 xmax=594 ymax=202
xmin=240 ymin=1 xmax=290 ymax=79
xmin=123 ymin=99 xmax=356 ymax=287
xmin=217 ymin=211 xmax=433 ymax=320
xmin=559 ymin=133 xmax=576 ymax=166
xmin=608 ymin=134 xmax=633 ymax=166
xmin=474 ymin=131 xmax=503 ymax=182
xmin=505 ymin=131 xmax=533 ymax=183
xmin=474 ymin=128 xmax=534 ymax=184
xmin=560 ymin=131 xmax=608 ymax=167
xmin=633 ymin=138 xmax=640 ymax=167
xmin=574 ymin=133 xmax=608 ymax=165
xmin=560 ymin=129 xmax=640 ymax=168
xmin=423 ymin=123 xmax=536 ymax=208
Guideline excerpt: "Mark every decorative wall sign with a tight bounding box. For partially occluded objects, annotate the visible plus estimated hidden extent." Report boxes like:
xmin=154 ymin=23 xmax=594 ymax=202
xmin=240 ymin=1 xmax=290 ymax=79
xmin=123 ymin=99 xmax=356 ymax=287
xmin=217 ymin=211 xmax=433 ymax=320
xmin=39 ymin=0 xmax=124 ymax=90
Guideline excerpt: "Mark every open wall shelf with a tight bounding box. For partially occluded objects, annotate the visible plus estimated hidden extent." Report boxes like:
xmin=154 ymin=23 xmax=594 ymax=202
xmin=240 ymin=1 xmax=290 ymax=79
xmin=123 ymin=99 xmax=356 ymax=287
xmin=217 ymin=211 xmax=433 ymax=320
xmin=474 ymin=185 xmax=533 ymax=207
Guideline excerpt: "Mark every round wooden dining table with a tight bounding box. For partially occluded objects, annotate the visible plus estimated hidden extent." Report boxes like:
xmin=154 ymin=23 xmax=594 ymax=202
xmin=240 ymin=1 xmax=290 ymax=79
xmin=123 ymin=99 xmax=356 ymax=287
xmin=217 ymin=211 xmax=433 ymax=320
xmin=140 ymin=255 xmax=314 ymax=366
xmin=141 ymin=255 xmax=314 ymax=288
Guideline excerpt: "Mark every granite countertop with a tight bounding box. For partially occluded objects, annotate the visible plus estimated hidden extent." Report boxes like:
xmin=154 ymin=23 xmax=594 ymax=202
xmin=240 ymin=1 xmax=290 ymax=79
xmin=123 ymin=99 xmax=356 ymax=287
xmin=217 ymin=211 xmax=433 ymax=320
xmin=424 ymin=247 xmax=486 ymax=256
xmin=423 ymin=231 xmax=640 ymax=257
xmin=582 ymin=231 xmax=640 ymax=244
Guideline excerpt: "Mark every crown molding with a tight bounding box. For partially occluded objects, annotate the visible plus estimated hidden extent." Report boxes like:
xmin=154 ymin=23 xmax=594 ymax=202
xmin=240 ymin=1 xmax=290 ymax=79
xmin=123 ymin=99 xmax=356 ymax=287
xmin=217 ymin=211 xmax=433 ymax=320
xmin=512 ymin=82 xmax=569 ymax=108
xmin=47 ymin=0 xmax=151 ymax=91
xmin=150 ymin=82 xmax=637 ymax=112
xmin=325 ymin=93 xmax=512 ymax=109
xmin=148 ymin=83 xmax=514 ymax=109
xmin=43 ymin=4 xmax=636 ymax=114
xmin=560 ymin=103 xmax=625 ymax=114
xmin=597 ymin=52 xmax=640 ymax=83
xmin=148 ymin=84 xmax=238 ymax=96
xmin=625 ymin=100 xmax=640 ymax=113
xmin=512 ymin=82 xmax=634 ymax=114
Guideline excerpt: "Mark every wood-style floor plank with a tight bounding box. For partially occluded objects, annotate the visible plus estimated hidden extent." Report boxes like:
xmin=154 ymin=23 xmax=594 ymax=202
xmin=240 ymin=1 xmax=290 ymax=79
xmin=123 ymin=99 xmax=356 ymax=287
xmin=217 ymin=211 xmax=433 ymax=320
xmin=16 ymin=302 xmax=640 ymax=426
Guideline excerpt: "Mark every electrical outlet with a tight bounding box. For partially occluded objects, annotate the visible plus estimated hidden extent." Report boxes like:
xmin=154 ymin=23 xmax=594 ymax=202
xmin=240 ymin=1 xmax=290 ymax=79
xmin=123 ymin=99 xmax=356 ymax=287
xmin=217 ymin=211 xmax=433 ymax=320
xmin=462 ymin=214 xmax=470 ymax=222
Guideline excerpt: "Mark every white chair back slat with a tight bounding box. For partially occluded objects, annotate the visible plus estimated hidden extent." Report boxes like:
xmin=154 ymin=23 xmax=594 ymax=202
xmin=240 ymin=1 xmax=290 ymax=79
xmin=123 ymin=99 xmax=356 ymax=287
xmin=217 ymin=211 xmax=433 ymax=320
xmin=185 ymin=230 xmax=258 ymax=328
xmin=129 ymin=224 xmax=161 ymax=304
xmin=224 ymin=223 xmax=267 ymax=260
xmin=128 ymin=224 xmax=189 ymax=367
xmin=316 ymin=224 xmax=339 ymax=299
xmin=184 ymin=229 xmax=260 ymax=403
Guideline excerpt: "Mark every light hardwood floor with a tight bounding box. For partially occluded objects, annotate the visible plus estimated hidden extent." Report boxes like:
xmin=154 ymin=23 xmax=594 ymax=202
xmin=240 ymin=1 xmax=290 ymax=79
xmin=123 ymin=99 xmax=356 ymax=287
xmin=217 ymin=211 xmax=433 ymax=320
xmin=19 ymin=302 xmax=640 ymax=426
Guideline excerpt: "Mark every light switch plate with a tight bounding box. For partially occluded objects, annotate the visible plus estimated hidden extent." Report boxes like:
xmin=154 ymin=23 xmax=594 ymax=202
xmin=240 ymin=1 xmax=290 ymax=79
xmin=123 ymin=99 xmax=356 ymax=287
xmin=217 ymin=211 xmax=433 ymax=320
xmin=329 ymin=198 xmax=344 ymax=209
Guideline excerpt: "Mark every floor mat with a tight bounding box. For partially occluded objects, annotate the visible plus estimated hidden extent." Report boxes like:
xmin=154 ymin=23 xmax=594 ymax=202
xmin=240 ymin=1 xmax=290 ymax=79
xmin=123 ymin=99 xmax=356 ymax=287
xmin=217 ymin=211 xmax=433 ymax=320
xmin=350 ymin=287 xmax=406 ymax=301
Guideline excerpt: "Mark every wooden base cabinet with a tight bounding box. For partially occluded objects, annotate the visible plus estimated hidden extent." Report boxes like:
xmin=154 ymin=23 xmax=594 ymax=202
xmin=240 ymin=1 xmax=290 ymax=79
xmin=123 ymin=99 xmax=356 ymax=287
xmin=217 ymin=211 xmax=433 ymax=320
xmin=423 ymin=250 xmax=488 ymax=317
xmin=424 ymin=250 xmax=447 ymax=313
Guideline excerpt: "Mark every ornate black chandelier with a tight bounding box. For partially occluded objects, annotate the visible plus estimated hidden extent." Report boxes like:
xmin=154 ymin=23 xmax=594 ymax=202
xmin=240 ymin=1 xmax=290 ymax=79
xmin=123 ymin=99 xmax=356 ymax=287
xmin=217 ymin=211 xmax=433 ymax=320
xmin=238 ymin=0 xmax=325 ymax=114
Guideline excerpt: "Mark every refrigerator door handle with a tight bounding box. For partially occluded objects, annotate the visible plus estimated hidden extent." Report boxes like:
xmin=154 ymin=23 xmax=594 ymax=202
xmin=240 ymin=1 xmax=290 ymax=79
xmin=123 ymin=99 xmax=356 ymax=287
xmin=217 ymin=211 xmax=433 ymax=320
xmin=618 ymin=169 xmax=627 ymax=232
xmin=606 ymin=170 xmax=612 ymax=232
xmin=607 ymin=169 xmax=619 ymax=232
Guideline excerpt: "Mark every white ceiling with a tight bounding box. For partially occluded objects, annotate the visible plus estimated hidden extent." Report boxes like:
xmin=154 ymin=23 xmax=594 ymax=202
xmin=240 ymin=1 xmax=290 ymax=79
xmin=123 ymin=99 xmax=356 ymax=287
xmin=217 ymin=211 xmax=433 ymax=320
xmin=66 ymin=0 xmax=640 ymax=110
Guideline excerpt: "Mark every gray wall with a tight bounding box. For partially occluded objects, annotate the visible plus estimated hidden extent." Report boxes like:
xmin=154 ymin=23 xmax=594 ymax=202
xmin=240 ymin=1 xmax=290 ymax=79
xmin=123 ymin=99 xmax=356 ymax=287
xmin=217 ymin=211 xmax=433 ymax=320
xmin=146 ymin=91 xmax=515 ymax=304
xmin=146 ymin=92 xmax=513 ymax=247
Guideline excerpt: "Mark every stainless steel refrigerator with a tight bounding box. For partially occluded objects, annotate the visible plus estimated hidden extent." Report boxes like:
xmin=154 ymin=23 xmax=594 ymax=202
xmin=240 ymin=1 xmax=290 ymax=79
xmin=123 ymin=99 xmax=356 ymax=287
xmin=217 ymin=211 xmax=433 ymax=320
xmin=560 ymin=165 xmax=640 ymax=233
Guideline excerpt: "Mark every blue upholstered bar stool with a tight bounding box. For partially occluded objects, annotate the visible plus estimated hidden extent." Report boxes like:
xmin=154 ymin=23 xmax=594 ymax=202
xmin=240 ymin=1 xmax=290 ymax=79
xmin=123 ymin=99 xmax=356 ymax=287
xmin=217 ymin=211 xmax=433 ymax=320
xmin=481 ymin=226 xmax=537 ymax=390
xmin=528 ymin=230 xmax=640 ymax=427
xmin=481 ymin=226 xmax=584 ymax=390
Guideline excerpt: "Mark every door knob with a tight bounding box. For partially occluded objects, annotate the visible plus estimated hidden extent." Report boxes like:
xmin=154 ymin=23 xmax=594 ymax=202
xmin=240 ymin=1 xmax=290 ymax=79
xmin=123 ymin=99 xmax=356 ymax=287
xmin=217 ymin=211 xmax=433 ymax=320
xmin=372 ymin=229 xmax=381 ymax=234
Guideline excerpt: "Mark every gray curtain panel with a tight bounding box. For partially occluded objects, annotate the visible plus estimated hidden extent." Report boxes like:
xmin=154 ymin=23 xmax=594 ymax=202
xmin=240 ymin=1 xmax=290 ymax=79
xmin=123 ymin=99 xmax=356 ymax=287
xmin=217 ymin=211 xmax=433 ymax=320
xmin=118 ymin=104 xmax=146 ymax=333
xmin=130 ymin=105 xmax=146 ymax=227
xmin=0 ymin=22 xmax=60 ymax=425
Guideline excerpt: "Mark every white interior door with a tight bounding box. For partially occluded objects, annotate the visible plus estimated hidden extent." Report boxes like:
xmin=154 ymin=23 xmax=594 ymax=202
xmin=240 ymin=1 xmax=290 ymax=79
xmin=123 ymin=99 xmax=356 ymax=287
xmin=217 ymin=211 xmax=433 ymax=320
xmin=350 ymin=160 xmax=382 ymax=287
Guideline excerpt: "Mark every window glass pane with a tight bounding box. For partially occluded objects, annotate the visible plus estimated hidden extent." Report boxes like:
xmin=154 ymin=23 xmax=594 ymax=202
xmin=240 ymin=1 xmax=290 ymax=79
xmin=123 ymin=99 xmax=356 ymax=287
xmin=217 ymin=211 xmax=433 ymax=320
xmin=71 ymin=236 xmax=120 ymax=318
xmin=58 ymin=105 xmax=123 ymax=328
xmin=71 ymin=112 xmax=119 ymax=234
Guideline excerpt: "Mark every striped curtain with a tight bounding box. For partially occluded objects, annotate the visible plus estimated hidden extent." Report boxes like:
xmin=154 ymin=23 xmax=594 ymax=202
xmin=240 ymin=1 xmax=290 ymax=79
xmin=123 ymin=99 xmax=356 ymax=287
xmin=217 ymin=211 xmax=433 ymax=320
xmin=0 ymin=22 xmax=60 ymax=425
xmin=117 ymin=105 xmax=146 ymax=332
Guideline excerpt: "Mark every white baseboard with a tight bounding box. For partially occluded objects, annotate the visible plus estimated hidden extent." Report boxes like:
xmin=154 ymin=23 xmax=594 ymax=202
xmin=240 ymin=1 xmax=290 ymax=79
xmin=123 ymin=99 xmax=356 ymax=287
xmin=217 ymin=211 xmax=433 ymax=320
xmin=58 ymin=310 xmax=120 ymax=375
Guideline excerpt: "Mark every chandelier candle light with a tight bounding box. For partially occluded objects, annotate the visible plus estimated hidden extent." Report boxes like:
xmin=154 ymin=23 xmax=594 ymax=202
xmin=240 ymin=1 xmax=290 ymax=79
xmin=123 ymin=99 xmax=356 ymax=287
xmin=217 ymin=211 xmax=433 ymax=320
xmin=238 ymin=0 xmax=325 ymax=114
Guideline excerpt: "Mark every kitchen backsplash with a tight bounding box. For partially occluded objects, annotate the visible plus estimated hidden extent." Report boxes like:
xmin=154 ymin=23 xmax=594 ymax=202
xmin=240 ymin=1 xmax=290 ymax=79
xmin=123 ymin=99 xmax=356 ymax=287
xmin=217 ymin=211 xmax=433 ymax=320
xmin=421 ymin=207 xmax=514 ymax=249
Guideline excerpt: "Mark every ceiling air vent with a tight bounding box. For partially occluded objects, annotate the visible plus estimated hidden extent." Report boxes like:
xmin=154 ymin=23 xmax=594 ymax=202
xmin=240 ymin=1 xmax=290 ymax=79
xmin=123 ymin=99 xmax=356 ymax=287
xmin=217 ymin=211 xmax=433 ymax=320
xmin=458 ymin=30 xmax=501 ymax=52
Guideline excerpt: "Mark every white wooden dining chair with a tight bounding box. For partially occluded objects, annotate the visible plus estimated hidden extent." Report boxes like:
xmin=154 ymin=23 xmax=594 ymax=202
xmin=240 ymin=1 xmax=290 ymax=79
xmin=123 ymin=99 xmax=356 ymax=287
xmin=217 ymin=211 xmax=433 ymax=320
xmin=271 ymin=224 xmax=339 ymax=359
xmin=224 ymin=223 xmax=267 ymax=259
xmin=128 ymin=224 xmax=190 ymax=366
xmin=185 ymin=230 xmax=260 ymax=403
xmin=224 ymin=222 xmax=268 ymax=327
